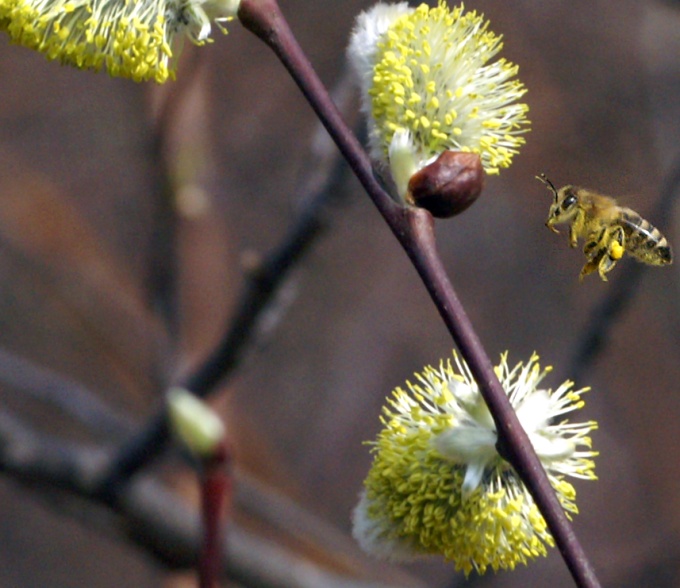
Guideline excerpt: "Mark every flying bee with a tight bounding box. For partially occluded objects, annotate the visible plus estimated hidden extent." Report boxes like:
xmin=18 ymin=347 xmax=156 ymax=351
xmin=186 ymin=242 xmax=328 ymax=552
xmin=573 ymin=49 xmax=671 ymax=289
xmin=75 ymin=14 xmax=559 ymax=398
xmin=537 ymin=174 xmax=673 ymax=281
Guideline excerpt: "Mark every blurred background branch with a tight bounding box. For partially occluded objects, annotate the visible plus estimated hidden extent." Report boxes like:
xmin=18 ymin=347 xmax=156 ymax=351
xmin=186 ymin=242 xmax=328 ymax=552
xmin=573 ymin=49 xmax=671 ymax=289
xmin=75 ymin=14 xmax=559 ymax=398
xmin=99 ymin=66 xmax=358 ymax=499
xmin=0 ymin=406 xmax=422 ymax=588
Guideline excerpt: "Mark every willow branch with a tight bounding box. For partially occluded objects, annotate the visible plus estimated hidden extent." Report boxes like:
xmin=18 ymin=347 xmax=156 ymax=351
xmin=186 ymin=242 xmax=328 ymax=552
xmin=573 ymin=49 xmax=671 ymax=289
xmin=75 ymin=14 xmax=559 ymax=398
xmin=0 ymin=409 xmax=419 ymax=588
xmin=97 ymin=74 xmax=353 ymax=497
xmin=0 ymin=346 xmax=132 ymax=437
xmin=236 ymin=1 xmax=600 ymax=586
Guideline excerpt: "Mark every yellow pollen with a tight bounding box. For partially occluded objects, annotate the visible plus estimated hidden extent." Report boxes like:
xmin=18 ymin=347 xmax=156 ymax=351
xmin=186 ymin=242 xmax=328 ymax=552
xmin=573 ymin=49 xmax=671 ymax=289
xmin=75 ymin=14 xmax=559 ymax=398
xmin=0 ymin=0 xmax=234 ymax=82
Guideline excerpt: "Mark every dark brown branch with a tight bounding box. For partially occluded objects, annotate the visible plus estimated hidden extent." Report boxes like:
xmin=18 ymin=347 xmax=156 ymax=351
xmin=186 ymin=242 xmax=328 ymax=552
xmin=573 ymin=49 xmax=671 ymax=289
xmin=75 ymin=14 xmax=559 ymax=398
xmin=0 ymin=409 xmax=420 ymax=588
xmin=97 ymin=73 xmax=355 ymax=498
xmin=235 ymin=1 xmax=600 ymax=586
xmin=2 ymin=352 xmax=418 ymax=585
xmin=0 ymin=346 xmax=132 ymax=437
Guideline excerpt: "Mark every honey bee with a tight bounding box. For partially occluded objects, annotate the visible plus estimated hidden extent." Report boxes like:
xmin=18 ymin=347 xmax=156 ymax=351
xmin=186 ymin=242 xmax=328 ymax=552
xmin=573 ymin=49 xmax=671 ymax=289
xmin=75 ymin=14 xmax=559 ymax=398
xmin=537 ymin=174 xmax=673 ymax=281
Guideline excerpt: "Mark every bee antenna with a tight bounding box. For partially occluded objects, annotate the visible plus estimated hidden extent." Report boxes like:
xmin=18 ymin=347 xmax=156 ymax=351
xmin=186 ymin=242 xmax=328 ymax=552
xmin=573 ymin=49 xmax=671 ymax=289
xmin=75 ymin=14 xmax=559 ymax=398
xmin=536 ymin=173 xmax=558 ymax=202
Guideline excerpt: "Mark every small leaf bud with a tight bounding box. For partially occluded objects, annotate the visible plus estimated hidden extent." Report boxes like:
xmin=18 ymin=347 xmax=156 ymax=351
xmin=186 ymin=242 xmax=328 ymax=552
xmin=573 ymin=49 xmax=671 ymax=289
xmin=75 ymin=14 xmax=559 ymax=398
xmin=167 ymin=387 xmax=226 ymax=458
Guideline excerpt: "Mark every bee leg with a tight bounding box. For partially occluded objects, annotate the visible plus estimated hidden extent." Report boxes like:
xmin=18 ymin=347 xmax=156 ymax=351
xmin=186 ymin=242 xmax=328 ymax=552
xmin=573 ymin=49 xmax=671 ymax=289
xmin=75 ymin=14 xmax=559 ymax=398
xmin=608 ymin=226 xmax=625 ymax=261
xmin=579 ymin=260 xmax=600 ymax=281
xmin=570 ymin=228 xmax=579 ymax=248
xmin=583 ymin=226 xmax=608 ymax=257
xmin=581 ymin=233 xmax=608 ymax=281
xmin=583 ymin=239 xmax=599 ymax=258
xmin=569 ymin=223 xmax=582 ymax=248
xmin=570 ymin=209 xmax=588 ymax=248
xmin=597 ymin=227 xmax=625 ymax=280
xmin=580 ymin=248 xmax=606 ymax=281
xmin=597 ymin=253 xmax=618 ymax=280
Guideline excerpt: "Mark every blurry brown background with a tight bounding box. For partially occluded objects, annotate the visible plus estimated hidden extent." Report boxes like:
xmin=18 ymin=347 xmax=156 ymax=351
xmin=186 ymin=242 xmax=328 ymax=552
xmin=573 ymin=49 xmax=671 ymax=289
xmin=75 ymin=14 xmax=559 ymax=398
xmin=1 ymin=0 xmax=680 ymax=586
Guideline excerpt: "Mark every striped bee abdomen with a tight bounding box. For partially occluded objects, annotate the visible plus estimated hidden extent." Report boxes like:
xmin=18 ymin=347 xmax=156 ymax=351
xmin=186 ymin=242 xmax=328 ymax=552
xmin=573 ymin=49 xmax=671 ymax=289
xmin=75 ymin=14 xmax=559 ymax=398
xmin=620 ymin=208 xmax=673 ymax=266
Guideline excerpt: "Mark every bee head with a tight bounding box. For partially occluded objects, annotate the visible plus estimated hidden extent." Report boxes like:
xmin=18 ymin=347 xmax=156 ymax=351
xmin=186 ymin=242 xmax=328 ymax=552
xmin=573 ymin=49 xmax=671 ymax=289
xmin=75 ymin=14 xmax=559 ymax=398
xmin=537 ymin=174 xmax=579 ymax=233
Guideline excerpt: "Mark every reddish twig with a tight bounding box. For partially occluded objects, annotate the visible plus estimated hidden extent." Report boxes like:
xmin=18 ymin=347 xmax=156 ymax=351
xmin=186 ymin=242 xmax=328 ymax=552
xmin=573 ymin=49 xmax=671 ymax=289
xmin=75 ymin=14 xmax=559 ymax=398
xmin=199 ymin=443 xmax=232 ymax=588
xmin=236 ymin=1 xmax=601 ymax=586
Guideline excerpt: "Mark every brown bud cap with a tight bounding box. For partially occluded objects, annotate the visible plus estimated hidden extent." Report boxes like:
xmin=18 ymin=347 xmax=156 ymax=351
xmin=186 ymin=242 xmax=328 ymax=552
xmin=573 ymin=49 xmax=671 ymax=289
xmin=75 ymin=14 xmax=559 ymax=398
xmin=406 ymin=151 xmax=484 ymax=218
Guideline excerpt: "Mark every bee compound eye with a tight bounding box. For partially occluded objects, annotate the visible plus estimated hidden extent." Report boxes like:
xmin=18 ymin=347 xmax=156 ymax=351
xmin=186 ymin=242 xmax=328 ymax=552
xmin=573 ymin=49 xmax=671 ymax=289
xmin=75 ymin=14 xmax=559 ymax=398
xmin=563 ymin=194 xmax=577 ymax=209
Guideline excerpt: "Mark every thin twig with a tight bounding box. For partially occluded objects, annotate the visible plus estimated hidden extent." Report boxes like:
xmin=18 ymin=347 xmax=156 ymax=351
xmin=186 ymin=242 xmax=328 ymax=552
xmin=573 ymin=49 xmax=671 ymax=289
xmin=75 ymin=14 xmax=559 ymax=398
xmin=146 ymin=48 xmax=208 ymax=328
xmin=236 ymin=1 xmax=600 ymax=586
xmin=97 ymin=76 xmax=353 ymax=498
xmin=199 ymin=444 xmax=231 ymax=588
xmin=0 ymin=346 xmax=132 ymax=437
xmin=0 ymin=409 xmax=421 ymax=588
xmin=1 ymin=347 xmax=380 ymax=570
